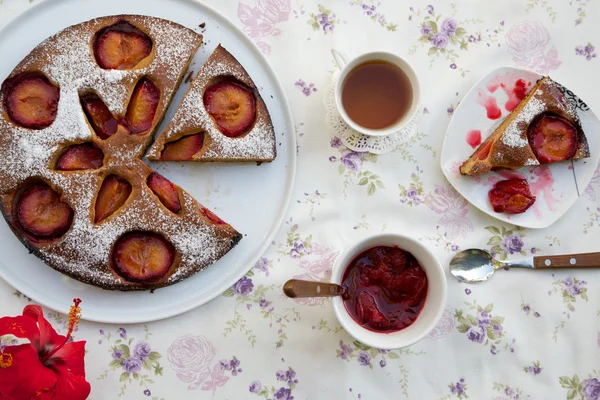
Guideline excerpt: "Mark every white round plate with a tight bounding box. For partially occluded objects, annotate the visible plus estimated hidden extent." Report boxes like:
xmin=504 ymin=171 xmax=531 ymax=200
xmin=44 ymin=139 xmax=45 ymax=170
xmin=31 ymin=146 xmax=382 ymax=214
xmin=441 ymin=67 xmax=600 ymax=229
xmin=0 ymin=0 xmax=295 ymax=323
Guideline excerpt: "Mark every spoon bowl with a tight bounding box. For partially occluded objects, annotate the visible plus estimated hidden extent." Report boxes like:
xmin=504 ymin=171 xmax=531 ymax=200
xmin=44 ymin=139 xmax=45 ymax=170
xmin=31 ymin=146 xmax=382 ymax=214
xmin=449 ymin=249 xmax=500 ymax=283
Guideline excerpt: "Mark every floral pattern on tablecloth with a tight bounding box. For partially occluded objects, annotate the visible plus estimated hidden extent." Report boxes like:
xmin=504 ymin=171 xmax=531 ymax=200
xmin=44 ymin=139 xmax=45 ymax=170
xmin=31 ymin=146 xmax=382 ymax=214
xmin=0 ymin=0 xmax=599 ymax=398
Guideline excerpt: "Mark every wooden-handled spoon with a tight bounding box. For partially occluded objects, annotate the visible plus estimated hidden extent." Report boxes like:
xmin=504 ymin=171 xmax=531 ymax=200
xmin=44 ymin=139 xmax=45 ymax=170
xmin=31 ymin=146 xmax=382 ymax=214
xmin=283 ymin=279 xmax=343 ymax=298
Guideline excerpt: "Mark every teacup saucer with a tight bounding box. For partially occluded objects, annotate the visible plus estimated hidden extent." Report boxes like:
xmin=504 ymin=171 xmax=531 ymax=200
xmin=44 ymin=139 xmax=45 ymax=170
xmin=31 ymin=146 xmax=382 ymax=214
xmin=324 ymin=71 xmax=422 ymax=155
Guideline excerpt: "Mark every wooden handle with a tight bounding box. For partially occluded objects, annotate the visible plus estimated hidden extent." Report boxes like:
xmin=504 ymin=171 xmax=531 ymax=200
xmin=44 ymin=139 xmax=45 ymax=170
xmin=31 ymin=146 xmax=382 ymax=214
xmin=283 ymin=279 xmax=342 ymax=298
xmin=534 ymin=253 xmax=600 ymax=269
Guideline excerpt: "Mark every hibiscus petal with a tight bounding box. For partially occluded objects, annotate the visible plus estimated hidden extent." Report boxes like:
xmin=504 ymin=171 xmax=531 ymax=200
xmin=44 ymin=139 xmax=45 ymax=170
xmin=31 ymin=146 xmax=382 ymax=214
xmin=47 ymin=341 xmax=86 ymax=376
xmin=23 ymin=305 xmax=64 ymax=356
xmin=0 ymin=315 xmax=38 ymax=341
xmin=50 ymin=364 xmax=90 ymax=400
xmin=0 ymin=344 xmax=57 ymax=399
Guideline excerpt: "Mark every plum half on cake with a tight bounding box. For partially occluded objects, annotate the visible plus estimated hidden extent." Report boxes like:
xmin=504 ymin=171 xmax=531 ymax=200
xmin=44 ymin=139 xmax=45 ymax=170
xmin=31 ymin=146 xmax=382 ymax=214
xmin=0 ymin=16 xmax=242 ymax=291
xmin=146 ymin=44 xmax=277 ymax=162
xmin=460 ymin=76 xmax=590 ymax=176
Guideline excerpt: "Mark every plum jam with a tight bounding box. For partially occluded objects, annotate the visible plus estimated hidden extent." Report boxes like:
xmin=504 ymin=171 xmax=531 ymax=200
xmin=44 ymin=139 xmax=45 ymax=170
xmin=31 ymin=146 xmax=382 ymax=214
xmin=341 ymin=246 xmax=428 ymax=333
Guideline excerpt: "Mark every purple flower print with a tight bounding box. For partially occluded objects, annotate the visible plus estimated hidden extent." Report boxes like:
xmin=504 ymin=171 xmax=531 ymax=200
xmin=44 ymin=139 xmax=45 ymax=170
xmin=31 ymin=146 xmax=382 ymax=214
xmin=477 ymin=310 xmax=491 ymax=328
xmin=466 ymin=325 xmax=485 ymax=343
xmin=522 ymin=305 xmax=530 ymax=312
xmin=284 ymin=368 xmax=298 ymax=386
xmin=493 ymin=324 xmax=503 ymax=335
xmin=274 ymin=387 xmax=294 ymax=400
xmin=447 ymin=107 xmax=454 ymax=115
xmin=534 ymin=312 xmax=541 ymax=317
xmin=441 ymin=18 xmax=457 ymax=36
xmin=576 ymin=43 xmax=597 ymax=61
xmin=295 ymin=80 xmax=317 ymax=96
xmin=338 ymin=340 xmax=354 ymax=360
xmin=430 ymin=33 xmax=449 ymax=49
xmin=490 ymin=345 xmax=497 ymax=355
xmin=450 ymin=63 xmax=457 ymax=69
xmin=112 ymin=348 xmax=123 ymax=360
xmin=451 ymin=378 xmax=466 ymax=396
xmin=465 ymin=288 xmax=471 ymax=295
xmin=505 ymin=386 xmax=515 ymax=396
xmin=118 ymin=327 xmax=127 ymax=338
xmin=254 ymin=257 xmax=270 ymax=276
xmin=340 ymin=151 xmax=363 ymax=173
xmin=259 ymin=298 xmax=270 ymax=308
xmin=249 ymin=380 xmax=262 ymax=393
xmin=379 ymin=360 xmax=386 ymax=368
xmin=144 ymin=389 xmax=151 ymax=396
xmin=290 ymin=241 xmax=305 ymax=258
xmin=133 ymin=341 xmax=151 ymax=361
xmin=582 ymin=378 xmax=600 ymax=400
xmin=122 ymin=357 xmax=142 ymax=374
xmin=427 ymin=5 xmax=434 ymax=15
xmin=276 ymin=370 xmax=287 ymax=381
xmin=420 ymin=25 xmax=431 ymax=35
xmin=330 ymin=136 xmax=343 ymax=149
xmin=233 ymin=277 xmax=254 ymax=296
xmin=357 ymin=351 xmax=371 ymax=367
xmin=502 ymin=234 xmax=523 ymax=254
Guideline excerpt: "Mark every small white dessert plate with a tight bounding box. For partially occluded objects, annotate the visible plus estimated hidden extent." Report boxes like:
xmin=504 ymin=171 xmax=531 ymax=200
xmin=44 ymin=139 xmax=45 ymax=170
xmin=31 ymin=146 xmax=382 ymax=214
xmin=441 ymin=67 xmax=600 ymax=229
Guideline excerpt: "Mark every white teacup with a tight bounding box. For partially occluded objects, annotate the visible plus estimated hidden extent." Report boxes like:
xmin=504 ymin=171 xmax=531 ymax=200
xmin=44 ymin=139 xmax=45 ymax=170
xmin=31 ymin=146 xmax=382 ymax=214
xmin=332 ymin=49 xmax=421 ymax=137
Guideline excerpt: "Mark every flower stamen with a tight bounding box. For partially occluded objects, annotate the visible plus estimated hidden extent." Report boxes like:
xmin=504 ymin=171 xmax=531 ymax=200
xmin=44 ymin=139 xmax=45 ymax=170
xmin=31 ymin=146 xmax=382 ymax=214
xmin=0 ymin=353 xmax=13 ymax=369
xmin=41 ymin=298 xmax=82 ymax=363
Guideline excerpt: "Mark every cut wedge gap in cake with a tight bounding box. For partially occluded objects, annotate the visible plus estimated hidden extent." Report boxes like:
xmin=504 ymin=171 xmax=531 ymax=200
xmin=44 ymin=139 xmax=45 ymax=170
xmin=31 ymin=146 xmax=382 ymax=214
xmin=460 ymin=76 xmax=590 ymax=176
xmin=146 ymin=44 xmax=277 ymax=163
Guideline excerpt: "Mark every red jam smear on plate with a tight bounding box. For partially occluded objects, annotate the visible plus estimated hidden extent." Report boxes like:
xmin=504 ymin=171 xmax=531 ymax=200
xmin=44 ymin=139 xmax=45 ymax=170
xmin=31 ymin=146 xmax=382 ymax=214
xmin=341 ymin=246 xmax=428 ymax=333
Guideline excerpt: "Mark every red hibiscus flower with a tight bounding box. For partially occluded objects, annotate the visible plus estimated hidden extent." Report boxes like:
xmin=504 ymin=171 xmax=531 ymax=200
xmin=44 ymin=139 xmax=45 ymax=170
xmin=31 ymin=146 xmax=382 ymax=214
xmin=0 ymin=299 xmax=90 ymax=399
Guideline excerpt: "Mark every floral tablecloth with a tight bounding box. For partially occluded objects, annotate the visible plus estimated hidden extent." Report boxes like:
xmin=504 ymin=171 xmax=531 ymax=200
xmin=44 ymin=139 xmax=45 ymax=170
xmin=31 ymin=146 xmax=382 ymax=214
xmin=1 ymin=0 xmax=600 ymax=399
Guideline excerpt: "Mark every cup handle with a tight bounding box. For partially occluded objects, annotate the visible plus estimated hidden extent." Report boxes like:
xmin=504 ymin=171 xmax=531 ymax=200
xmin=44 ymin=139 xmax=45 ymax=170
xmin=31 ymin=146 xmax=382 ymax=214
xmin=331 ymin=49 xmax=349 ymax=70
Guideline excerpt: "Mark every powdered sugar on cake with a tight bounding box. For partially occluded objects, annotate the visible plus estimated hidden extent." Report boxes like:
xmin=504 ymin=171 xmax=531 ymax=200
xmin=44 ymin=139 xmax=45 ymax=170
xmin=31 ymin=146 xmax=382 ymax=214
xmin=0 ymin=16 xmax=241 ymax=290
xmin=146 ymin=45 xmax=277 ymax=161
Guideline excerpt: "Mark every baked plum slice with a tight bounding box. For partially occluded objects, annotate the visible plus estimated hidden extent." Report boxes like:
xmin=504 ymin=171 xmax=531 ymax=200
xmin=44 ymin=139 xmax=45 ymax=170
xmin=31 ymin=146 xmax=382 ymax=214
xmin=112 ymin=231 xmax=174 ymax=283
xmin=56 ymin=143 xmax=104 ymax=171
xmin=147 ymin=172 xmax=181 ymax=214
xmin=527 ymin=113 xmax=578 ymax=164
xmin=124 ymin=77 xmax=160 ymax=134
xmin=80 ymin=93 xmax=118 ymax=139
xmin=203 ymin=81 xmax=256 ymax=137
xmin=201 ymin=207 xmax=226 ymax=225
xmin=94 ymin=175 xmax=132 ymax=223
xmin=15 ymin=182 xmax=73 ymax=239
xmin=94 ymin=21 xmax=152 ymax=70
xmin=488 ymin=178 xmax=536 ymax=214
xmin=160 ymin=133 xmax=203 ymax=161
xmin=3 ymin=73 xmax=59 ymax=129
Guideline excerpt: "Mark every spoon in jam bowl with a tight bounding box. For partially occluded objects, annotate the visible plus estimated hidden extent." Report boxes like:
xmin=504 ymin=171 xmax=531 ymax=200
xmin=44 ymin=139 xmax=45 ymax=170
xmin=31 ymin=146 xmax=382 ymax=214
xmin=283 ymin=280 xmax=343 ymax=298
xmin=450 ymin=249 xmax=600 ymax=283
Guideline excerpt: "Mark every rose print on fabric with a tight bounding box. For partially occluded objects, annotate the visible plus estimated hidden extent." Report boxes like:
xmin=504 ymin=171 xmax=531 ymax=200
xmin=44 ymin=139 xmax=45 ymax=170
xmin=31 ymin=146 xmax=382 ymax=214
xmin=98 ymin=327 xmax=164 ymax=399
xmin=550 ymin=275 xmax=588 ymax=342
xmin=560 ymin=372 xmax=600 ymax=400
xmin=492 ymin=382 xmax=530 ymax=399
xmin=428 ymin=305 xmax=456 ymax=340
xmin=505 ymin=21 xmax=561 ymax=74
xmin=350 ymin=0 xmax=397 ymax=31
xmin=238 ymin=0 xmax=291 ymax=54
xmin=455 ymin=300 xmax=515 ymax=355
xmin=306 ymin=5 xmax=341 ymax=34
xmin=523 ymin=360 xmax=543 ymax=375
xmin=249 ymin=367 xmax=298 ymax=399
xmin=223 ymin=271 xmax=300 ymax=348
xmin=576 ymin=43 xmax=597 ymax=60
xmin=425 ymin=184 xmax=473 ymax=240
xmin=329 ymin=136 xmax=384 ymax=198
xmin=440 ymin=378 xmax=468 ymax=400
xmin=291 ymin=243 xmax=339 ymax=307
xmin=167 ymin=335 xmax=241 ymax=393
xmin=485 ymin=225 xmax=539 ymax=261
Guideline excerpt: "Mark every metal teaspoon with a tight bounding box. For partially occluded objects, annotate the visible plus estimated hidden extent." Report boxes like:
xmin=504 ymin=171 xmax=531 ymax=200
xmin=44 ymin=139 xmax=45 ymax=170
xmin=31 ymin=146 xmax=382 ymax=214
xmin=449 ymin=249 xmax=600 ymax=283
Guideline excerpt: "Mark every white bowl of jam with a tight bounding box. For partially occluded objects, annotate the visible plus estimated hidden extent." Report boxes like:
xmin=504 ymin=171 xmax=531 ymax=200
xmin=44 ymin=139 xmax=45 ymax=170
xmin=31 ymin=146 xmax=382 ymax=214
xmin=332 ymin=233 xmax=447 ymax=349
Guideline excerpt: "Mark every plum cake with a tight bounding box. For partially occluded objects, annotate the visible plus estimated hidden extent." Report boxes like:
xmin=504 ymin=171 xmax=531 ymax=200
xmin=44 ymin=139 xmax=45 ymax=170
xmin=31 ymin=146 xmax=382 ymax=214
xmin=0 ymin=15 xmax=242 ymax=291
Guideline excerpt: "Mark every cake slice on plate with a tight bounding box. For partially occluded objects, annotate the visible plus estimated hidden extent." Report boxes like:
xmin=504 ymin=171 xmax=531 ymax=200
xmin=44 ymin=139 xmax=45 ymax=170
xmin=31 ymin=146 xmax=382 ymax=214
xmin=460 ymin=76 xmax=590 ymax=176
xmin=146 ymin=44 xmax=277 ymax=163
